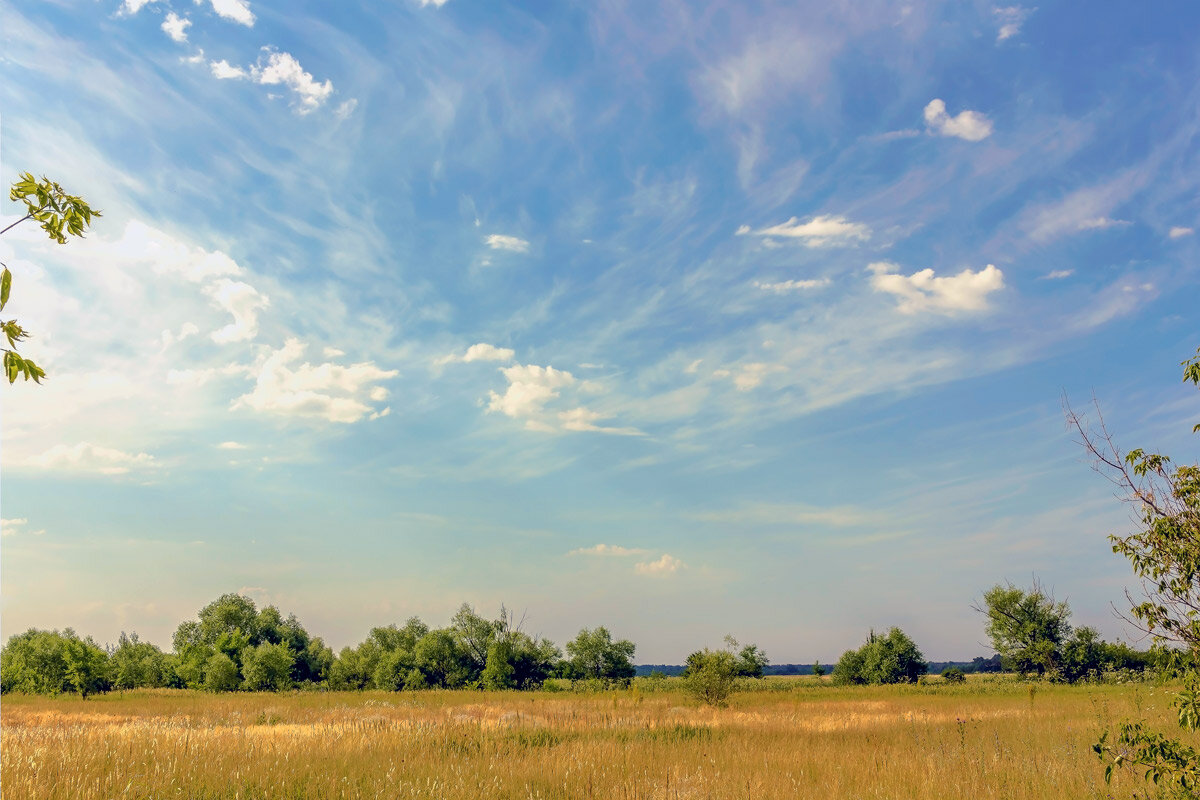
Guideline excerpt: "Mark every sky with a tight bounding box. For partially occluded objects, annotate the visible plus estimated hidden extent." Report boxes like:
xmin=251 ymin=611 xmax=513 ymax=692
xmin=1 ymin=0 xmax=1198 ymax=664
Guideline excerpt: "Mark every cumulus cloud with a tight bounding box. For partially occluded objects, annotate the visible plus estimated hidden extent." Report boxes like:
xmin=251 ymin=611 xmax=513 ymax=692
xmin=742 ymin=215 xmax=869 ymax=247
xmin=487 ymin=364 xmax=576 ymax=420
xmin=233 ymin=339 xmax=398 ymax=423
xmin=206 ymin=279 xmax=269 ymax=343
xmin=29 ymin=442 xmax=157 ymax=475
xmin=1169 ymin=226 xmax=1194 ymax=239
xmin=924 ymin=99 xmax=993 ymax=141
xmin=161 ymin=12 xmax=191 ymax=42
xmin=569 ymin=543 xmax=651 ymax=557
xmin=485 ymin=234 xmax=531 ymax=253
xmin=210 ymin=59 xmax=247 ymax=80
xmin=252 ymin=49 xmax=334 ymax=114
xmin=994 ymin=6 xmax=1033 ymax=42
xmin=753 ymin=278 xmax=831 ymax=293
xmin=203 ymin=0 xmax=255 ymax=27
xmin=635 ymin=554 xmax=684 ymax=576
xmin=436 ymin=342 xmax=515 ymax=366
xmin=869 ymin=262 xmax=1004 ymax=314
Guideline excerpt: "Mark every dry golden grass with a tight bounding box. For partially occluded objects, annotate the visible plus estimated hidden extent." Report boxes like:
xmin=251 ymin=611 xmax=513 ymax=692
xmin=1 ymin=677 xmax=1189 ymax=799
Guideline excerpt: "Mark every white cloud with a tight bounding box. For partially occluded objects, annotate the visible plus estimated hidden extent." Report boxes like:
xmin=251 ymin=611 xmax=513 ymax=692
xmin=1039 ymin=269 xmax=1073 ymax=280
xmin=1 ymin=518 xmax=45 ymax=538
xmin=485 ymin=234 xmax=531 ymax=253
xmin=487 ymin=363 xmax=575 ymax=420
xmin=753 ymin=278 xmax=831 ymax=293
xmin=635 ymin=554 xmax=683 ymax=576
xmin=161 ymin=13 xmax=191 ymax=43
xmin=558 ymin=407 xmax=643 ymax=436
xmin=869 ymin=261 xmax=1005 ymax=314
xmin=120 ymin=0 xmax=159 ymax=14
xmin=334 ymin=99 xmax=358 ymax=120
xmin=1078 ymin=217 xmax=1130 ymax=231
xmin=206 ymin=279 xmax=269 ymax=343
xmin=233 ymin=339 xmax=398 ymax=424
xmin=183 ymin=49 xmax=206 ymax=65
xmin=743 ymin=215 xmax=869 ymax=247
xmin=252 ymin=50 xmax=334 ymax=114
xmin=210 ymin=60 xmax=247 ymax=80
xmin=569 ymin=544 xmax=650 ymax=557
xmin=1169 ymin=226 xmax=1194 ymax=239
xmin=729 ymin=362 xmax=782 ymax=391
xmin=923 ymin=99 xmax=993 ymax=142
xmin=217 ymin=441 xmax=247 ymax=450
xmin=436 ymin=342 xmax=515 ymax=366
xmin=416 ymin=0 xmax=451 ymax=5
xmin=994 ymin=6 xmax=1033 ymax=42
xmin=202 ymin=0 xmax=255 ymax=27
xmin=29 ymin=442 xmax=157 ymax=475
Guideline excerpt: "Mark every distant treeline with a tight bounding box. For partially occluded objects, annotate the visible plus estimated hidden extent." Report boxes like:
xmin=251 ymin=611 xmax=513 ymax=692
xmin=1 ymin=592 xmax=1164 ymax=699
xmin=0 ymin=593 xmax=766 ymax=698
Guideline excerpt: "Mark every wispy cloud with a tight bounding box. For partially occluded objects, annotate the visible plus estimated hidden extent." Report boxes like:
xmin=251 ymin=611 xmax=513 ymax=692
xmin=569 ymin=544 xmax=650 ymax=557
xmin=1169 ymin=226 xmax=1194 ymax=239
xmin=28 ymin=443 xmax=158 ymax=476
xmin=635 ymin=553 xmax=684 ymax=576
xmin=485 ymin=234 xmax=531 ymax=253
xmin=740 ymin=215 xmax=869 ymax=247
xmin=1039 ymin=269 xmax=1073 ymax=280
xmin=753 ymin=278 xmax=831 ymax=293
xmin=994 ymin=6 xmax=1034 ymax=42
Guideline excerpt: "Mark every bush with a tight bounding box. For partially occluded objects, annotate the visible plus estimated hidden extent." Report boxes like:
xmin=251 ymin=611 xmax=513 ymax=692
xmin=682 ymin=649 xmax=739 ymax=707
xmin=833 ymin=628 xmax=928 ymax=685
xmin=941 ymin=667 xmax=966 ymax=683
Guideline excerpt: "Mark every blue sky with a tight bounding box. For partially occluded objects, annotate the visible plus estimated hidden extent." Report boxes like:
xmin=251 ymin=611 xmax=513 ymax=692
xmin=1 ymin=0 xmax=1198 ymax=663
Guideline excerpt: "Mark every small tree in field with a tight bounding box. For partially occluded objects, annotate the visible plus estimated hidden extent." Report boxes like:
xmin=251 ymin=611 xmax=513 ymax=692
xmin=682 ymin=648 xmax=739 ymax=707
xmin=1071 ymin=346 xmax=1200 ymax=792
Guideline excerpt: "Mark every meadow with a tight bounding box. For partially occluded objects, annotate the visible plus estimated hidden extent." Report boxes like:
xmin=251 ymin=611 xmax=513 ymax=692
xmin=3 ymin=676 xmax=1190 ymax=799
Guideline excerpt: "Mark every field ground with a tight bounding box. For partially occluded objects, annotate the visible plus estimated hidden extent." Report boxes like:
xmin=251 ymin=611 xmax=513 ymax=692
xmin=2 ymin=676 xmax=1193 ymax=799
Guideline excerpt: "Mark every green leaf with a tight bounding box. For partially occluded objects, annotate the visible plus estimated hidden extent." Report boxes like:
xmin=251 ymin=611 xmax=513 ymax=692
xmin=0 ymin=267 xmax=10 ymax=312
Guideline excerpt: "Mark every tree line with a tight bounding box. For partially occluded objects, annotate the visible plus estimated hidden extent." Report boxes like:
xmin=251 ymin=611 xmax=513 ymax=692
xmin=0 ymin=594 xmax=775 ymax=698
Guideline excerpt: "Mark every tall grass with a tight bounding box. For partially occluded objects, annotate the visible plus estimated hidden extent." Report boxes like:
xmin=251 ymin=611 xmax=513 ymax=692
xmin=2 ymin=677 xmax=1188 ymax=798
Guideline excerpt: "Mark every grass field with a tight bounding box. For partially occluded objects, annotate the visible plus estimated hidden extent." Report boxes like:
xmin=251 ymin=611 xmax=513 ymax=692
xmin=2 ymin=676 xmax=1190 ymax=799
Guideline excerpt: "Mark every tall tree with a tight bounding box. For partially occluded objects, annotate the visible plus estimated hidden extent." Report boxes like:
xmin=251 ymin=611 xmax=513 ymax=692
xmin=977 ymin=581 xmax=1072 ymax=676
xmin=1073 ymin=346 xmax=1200 ymax=792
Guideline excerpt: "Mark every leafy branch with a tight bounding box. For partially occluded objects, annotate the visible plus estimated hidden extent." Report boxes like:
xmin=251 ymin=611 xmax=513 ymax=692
xmin=1 ymin=172 xmax=101 ymax=384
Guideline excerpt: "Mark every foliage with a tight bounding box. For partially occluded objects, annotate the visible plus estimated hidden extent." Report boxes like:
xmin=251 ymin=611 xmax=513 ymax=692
xmin=565 ymin=626 xmax=636 ymax=685
xmin=941 ymin=667 xmax=966 ymax=683
xmin=203 ymin=653 xmax=240 ymax=692
xmin=110 ymin=632 xmax=172 ymax=690
xmin=978 ymin=581 xmax=1072 ymax=676
xmin=1071 ymin=345 xmax=1200 ymax=793
xmin=1 ymin=173 xmax=101 ymax=384
xmin=681 ymin=648 xmax=740 ymax=707
xmin=833 ymin=628 xmax=928 ymax=685
xmin=0 ymin=628 xmax=109 ymax=696
xmin=242 ymin=642 xmax=295 ymax=691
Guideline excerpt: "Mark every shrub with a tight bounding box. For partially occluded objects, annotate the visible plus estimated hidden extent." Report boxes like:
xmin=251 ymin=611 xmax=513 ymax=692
xmin=682 ymin=649 xmax=739 ymax=707
xmin=941 ymin=667 xmax=966 ymax=683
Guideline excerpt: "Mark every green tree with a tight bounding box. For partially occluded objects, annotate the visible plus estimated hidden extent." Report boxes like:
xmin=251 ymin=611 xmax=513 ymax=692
xmin=565 ymin=627 xmax=636 ymax=685
xmin=1 ymin=173 xmax=101 ymax=383
xmin=977 ymin=581 xmax=1072 ymax=677
xmin=203 ymin=652 xmax=240 ymax=692
xmin=1072 ymin=346 xmax=1200 ymax=793
xmin=682 ymin=648 xmax=740 ymax=707
xmin=63 ymin=636 xmax=108 ymax=699
xmin=0 ymin=628 xmax=107 ymax=695
xmin=242 ymin=642 xmax=295 ymax=691
xmin=833 ymin=628 xmax=928 ymax=685
xmin=413 ymin=629 xmax=470 ymax=688
xmin=110 ymin=632 xmax=171 ymax=690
